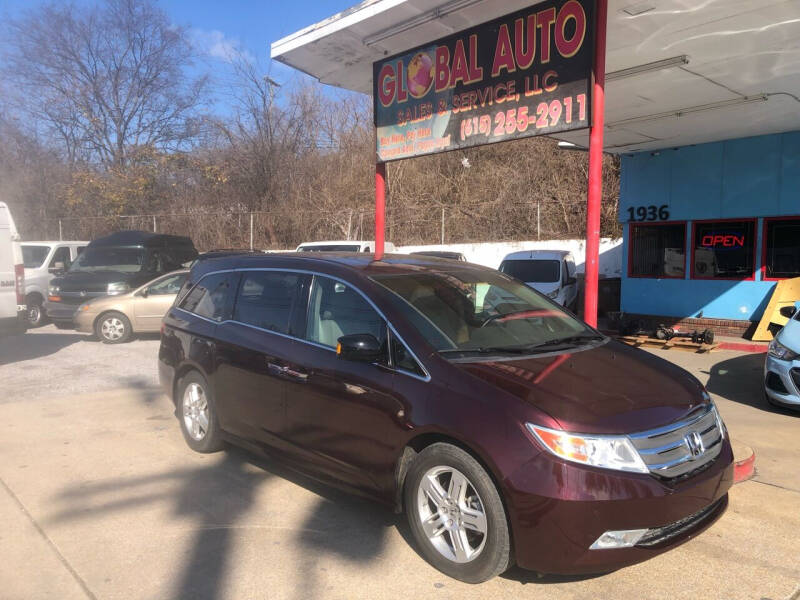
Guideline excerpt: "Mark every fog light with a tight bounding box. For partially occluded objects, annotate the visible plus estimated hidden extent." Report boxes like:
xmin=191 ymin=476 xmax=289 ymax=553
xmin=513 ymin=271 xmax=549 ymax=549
xmin=589 ymin=529 xmax=649 ymax=550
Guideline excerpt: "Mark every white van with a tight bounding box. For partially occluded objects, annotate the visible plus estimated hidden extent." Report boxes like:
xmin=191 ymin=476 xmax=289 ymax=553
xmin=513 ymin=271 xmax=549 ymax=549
xmin=499 ymin=249 xmax=578 ymax=310
xmin=295 ymin=240 xmax=396 ymax=253
xmin=21 ymin=241 xmax=88 ymax=325
xmin=0 ymin=202 xmax=27 ymax=337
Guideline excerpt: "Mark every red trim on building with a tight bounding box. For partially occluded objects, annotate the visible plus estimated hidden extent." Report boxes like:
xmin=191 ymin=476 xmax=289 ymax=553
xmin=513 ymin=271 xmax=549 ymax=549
xmin=690 ymin=218 xmax=758 ymax=281
xmin=626 ymin=221 xmax=688 ymax=279
xmin=761 ymin=215 xmax=800 ymax=281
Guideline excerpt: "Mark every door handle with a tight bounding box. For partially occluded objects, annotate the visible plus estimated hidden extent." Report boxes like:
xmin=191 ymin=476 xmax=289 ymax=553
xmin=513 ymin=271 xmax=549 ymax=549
xmin=283 ymin=367 xmax=308 ymax=381
xmin=267 ymin=362 xmax=308 ymax=382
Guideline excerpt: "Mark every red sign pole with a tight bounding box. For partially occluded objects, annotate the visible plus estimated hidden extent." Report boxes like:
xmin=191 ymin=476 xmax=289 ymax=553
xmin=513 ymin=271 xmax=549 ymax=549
xmin=375 ymin=162 xmax=386 ymax=259
xmin=583 ymin=0 xmax=607 ymax=328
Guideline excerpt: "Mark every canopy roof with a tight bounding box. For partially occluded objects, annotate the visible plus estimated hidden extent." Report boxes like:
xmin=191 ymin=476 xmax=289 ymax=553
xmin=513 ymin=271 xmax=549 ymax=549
xmin=272 ymin=0 xmax=800 ymax=154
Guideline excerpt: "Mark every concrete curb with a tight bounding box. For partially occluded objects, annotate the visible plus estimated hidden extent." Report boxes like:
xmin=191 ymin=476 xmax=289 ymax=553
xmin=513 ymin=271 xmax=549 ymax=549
xmin=731 ymin=439 xmax=756 ymax=483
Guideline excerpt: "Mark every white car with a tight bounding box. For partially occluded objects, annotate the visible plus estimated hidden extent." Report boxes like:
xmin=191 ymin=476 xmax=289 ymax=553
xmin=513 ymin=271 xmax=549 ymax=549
xmin=0 ymin=202 xmax=26 ymax=337
xmin=21 ymin=241 xmax=88 ymax=326
xmin=764 ymin=302 xmax=800 ymax=410
xmin=295 ymin=240 xmax=396 ymax=253
xmin=499 ymin=250 xmax=578 ymax=310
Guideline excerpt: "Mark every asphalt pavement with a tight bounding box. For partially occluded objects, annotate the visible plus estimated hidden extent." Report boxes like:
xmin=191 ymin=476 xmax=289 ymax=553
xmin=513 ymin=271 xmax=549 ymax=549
xmin=0 ymin=326 xmax=798 ymax=599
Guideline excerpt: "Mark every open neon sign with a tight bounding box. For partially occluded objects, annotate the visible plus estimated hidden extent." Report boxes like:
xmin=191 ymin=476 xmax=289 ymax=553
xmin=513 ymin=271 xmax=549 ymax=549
xmin=701 ymin=234 xmax=745 ymax=248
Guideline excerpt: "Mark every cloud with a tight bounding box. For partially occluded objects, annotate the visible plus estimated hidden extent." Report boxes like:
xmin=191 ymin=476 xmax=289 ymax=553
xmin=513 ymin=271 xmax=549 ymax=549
xmin=191 ymin=29 xmax=255 ymax=64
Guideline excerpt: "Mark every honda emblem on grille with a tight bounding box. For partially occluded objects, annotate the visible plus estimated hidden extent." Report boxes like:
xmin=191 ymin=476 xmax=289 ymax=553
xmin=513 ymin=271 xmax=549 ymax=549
xmin=684 ymin=431 xmax=704 ymax=457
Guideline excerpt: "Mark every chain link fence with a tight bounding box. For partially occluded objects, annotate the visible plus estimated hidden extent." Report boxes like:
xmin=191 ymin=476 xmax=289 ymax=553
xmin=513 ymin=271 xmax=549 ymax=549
xmin=43 ymin=199 xmax=620 ymax=251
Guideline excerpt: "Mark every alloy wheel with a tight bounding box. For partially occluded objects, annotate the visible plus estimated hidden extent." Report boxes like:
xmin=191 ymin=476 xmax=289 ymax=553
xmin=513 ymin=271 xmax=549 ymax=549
xmin=416 ymin=466 xmax=488 ymax=563
xmin=27 ymin=304 xmax=41 ymax=325
xmin=182 ymin=382 xmax=209 ymax=441
xmin=101 ymin=317 xmax=125 ymax=341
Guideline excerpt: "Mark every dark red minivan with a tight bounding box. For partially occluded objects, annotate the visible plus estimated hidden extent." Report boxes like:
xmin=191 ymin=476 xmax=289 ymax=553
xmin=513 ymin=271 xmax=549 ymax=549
xmin=158 ymin=253 xmax=733 ymax=583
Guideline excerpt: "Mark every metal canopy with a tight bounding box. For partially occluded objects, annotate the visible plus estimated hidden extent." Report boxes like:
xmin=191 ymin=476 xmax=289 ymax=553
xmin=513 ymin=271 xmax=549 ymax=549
xmin=272 ymin=0 xmax=800 ymax=154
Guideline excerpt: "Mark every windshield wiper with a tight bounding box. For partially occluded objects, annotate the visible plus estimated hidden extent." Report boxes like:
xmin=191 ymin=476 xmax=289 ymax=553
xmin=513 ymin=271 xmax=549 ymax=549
xmin=438 ymin=334 xmax=605 ymax=357
xmin=524 ymin=333 xmax=606 ymax=350
xmin=438 ymin=346 xmax=532 ymax=355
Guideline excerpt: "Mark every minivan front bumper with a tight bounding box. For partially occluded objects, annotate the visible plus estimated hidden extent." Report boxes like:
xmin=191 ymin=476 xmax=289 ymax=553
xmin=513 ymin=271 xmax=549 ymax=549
xmin=505 ymin=438 xmax=734 ymax=574
xmin=44 ymin=300 xmax=79 ymax=325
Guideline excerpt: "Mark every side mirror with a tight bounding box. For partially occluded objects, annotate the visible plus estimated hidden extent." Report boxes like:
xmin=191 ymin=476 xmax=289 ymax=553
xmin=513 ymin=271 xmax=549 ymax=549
xmin=140 ymin=288 xmax=150 ymax=298
xmin=779 ymin=305 xmax=797 ymax=319
xmin=336 ymin=333 xmax=383 ymax=362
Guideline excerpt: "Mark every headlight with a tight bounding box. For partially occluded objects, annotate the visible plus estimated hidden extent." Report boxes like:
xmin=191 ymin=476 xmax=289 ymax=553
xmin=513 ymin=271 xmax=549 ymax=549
xmin=78 ymin=303 xmax=92 ymax=312
xmin=711 ymin=403 xmax=727 ymax=439
xmin=526 ymin=423 xmax=649 ymax=473
xmin=768 ymin=338 xmax=798 ymax=361
xmin=49 ymin=285 xmax=60 ymax=295
xmin=547 ymin=290 xmax=559 ymax=299
xmin=107 ymin=282 xmax=130 ymax=295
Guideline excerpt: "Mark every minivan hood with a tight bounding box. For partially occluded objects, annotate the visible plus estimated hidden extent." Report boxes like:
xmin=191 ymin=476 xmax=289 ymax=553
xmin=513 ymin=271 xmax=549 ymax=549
xmin=526 ymin=281 xmax=559 ymax=296
xmin=52 ymin=270 xmax=148 ymax=293
xmin=454 ymin=340 xmax=707 ymax=435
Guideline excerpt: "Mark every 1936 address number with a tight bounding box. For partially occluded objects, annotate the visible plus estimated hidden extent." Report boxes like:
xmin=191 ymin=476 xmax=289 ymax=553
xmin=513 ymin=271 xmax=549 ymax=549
xmin=627 ymin=205 xmax=670 ymax=222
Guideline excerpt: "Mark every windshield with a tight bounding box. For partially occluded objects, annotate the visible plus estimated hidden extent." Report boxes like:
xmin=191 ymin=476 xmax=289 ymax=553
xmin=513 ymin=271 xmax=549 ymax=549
xmin=69 ymin=246 xmax=147 ymax=273
xmin=299 ymin=245 xmax=361 ymax=252
xmin=372 ymin=269 xmax=596 ymax=356
xmin=22 ymin=245 xmax=50 ymax=268
xmin=499 ymin=259 xmax=560 ymax=283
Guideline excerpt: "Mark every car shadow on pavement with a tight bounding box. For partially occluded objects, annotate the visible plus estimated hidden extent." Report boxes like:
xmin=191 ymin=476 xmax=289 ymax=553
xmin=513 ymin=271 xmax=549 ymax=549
xmin=121 ymin=375 xmax=165 ymax=405
xmin=48 ymin=446 xmax=269 ymax=600
xmin=47 ymin=444 xmax=401 ymax=600
xmin=0 ymin=332 xmax=84 ymax=365
xmin=501 ymin=567 xmax=609 ymax=584
xmin=704 ymin=353 xmax=798 ymax=415
xmin=47 ymin=433 xmax=610 ymax=598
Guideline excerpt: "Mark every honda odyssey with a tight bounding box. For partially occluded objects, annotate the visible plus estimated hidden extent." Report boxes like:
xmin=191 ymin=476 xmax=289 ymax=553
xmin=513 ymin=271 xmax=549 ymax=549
xmin=159 ymin=252 xmax=733 ymax=582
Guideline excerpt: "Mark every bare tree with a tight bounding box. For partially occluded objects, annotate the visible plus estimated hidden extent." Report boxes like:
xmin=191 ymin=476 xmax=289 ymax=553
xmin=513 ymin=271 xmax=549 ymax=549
xmin=2 ymin=0 xmax=207 ymax=167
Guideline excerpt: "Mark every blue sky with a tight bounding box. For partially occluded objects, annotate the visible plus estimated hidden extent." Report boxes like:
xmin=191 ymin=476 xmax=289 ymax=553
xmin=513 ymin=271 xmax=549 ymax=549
xmin=0 ymin=0 xmax=356 ymax=112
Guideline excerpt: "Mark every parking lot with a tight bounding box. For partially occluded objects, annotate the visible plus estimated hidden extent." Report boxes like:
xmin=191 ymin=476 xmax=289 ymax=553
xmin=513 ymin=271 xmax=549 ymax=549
xmin=1 ymin=325 xmax=799 ymax=600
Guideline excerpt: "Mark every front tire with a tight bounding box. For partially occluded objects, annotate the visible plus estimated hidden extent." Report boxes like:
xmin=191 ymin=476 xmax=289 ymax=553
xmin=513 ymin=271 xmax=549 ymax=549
xmin=177 ymin=371 xmax=224 ymax=453
xmin=95 ymin=311 xmax=132 ymax=344
xmin=404 ymin=443 xmax=512 ymax=583
xmin=26 ymin=296 xmax=45 ymax=327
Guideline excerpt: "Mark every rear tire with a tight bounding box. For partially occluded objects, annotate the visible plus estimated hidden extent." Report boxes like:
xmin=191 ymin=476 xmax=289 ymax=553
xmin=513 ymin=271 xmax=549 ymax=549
xmin=95 ymin=311 xmax=132 ymax=344
xmin=404 ymin=443 xmax=512 ymax=583
xmin=177 ymin=371 xmax=225 ymax=453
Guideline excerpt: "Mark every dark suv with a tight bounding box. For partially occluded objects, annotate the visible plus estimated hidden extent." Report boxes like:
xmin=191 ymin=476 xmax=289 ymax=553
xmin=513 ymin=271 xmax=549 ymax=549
xmin=159 ymin=252 xmax=733 ymax=582
xmin=46 ymin=231 xmax=197 ymax=328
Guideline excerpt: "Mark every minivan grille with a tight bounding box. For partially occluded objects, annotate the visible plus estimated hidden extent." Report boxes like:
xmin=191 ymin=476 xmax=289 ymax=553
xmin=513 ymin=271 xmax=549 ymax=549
xmin=629 ymin=405 xmax=724 ymax=479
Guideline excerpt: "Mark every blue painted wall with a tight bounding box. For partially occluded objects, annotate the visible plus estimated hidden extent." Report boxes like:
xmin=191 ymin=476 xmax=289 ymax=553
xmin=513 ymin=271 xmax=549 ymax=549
xmin=619 ymin=131 xmax=800 ymax=321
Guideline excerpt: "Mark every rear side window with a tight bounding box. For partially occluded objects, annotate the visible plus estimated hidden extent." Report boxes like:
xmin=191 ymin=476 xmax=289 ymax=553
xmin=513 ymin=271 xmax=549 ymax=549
xmin=305 ymin=276 xmax=386 ymax=349
xmin=233 ymin=271 xmax=309 ymax=335
xmin=180 ymin=272 xmax=238 ymax=321
xmin=22 ymin=246 xmax=49 ymax=268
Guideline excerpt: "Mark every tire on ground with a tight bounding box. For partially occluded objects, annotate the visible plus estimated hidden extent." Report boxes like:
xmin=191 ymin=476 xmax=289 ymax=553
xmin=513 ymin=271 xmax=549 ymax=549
xmin=95 ymin=311 xmax=133 ymax=344
xmin=404 ymin=442 xmax=512 ymax=583
xmin=177 ymin=370 xmax=225 ymax=454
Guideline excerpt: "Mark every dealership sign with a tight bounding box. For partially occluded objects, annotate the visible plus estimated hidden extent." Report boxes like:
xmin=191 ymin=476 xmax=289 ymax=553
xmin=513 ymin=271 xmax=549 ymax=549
xmin=373 ymin=0 xmax=594 ymax=162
